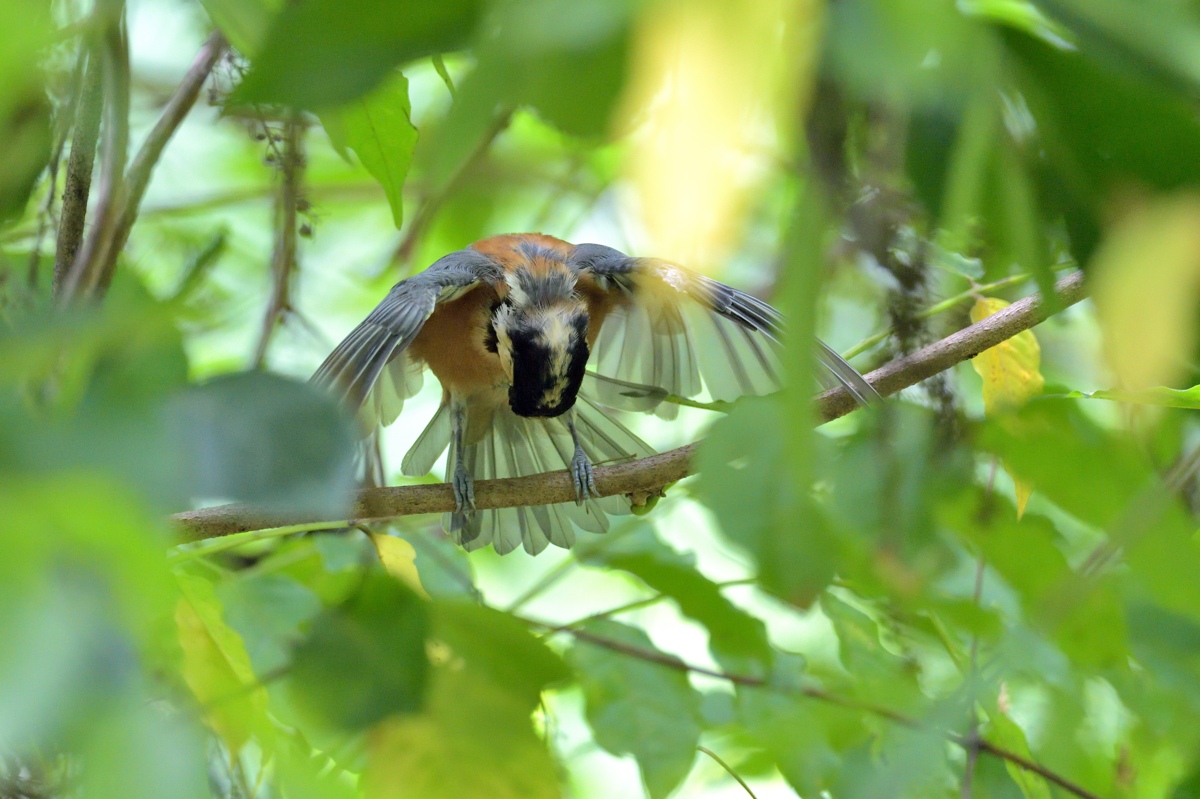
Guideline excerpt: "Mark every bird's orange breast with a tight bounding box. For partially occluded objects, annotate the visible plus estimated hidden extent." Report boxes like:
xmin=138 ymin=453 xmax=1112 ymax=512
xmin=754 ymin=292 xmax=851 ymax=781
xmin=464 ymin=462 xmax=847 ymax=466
xmin=407 ymin=284 xmax=506 ymax=400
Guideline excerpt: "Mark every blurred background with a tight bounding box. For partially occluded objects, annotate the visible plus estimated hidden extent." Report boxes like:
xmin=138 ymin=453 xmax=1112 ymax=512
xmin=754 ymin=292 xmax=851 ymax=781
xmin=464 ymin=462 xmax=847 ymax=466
xmin=5 ymin=0 xmax=1200 ymax=797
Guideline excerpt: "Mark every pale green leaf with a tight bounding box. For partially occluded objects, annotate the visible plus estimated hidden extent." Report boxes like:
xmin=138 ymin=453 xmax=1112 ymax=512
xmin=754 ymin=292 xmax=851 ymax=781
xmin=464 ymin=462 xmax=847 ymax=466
xmin=570 ymin=620 xmax=702 ymax=799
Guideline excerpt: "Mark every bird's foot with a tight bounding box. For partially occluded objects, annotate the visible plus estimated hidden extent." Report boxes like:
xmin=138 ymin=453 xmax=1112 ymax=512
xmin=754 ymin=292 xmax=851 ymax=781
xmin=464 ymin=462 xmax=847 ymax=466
xmin=570 ymin=446 xmax=599 ymax=505
xmin=452 ymin=465 xmax=476 ymax=514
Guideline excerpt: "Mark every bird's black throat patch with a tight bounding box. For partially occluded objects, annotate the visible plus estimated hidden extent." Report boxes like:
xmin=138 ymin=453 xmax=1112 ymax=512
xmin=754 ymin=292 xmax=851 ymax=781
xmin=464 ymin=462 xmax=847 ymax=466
xmin=507 ymin=324 xmax=588 ymax=418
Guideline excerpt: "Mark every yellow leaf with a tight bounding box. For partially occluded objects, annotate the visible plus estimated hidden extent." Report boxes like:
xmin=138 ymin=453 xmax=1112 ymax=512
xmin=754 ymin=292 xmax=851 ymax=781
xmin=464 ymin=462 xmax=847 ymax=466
xmin=370 ymin=532 xmax=427 ymax=597
xmin=175 ymin=573 xmax=269 ymax=752
xmin=1091 ymin=193 xmax=1200 ymax=390
xmin=970 ymin=298 xmax=1044 ymax=414
xmin=971 ymin=298 xmax=1044 ymax=518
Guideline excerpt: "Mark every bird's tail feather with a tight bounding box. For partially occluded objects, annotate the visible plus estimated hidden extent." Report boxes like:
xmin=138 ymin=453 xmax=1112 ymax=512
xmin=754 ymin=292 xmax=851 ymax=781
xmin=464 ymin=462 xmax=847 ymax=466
xmin=437 ymin=392 xmax=654 ymax=555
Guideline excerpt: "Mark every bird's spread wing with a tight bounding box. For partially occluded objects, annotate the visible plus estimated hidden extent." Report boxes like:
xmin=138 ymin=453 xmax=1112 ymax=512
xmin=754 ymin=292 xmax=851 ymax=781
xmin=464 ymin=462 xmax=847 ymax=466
xmin=568 ymin=243 xmax=878 ymax=416
xmin=311 ymin=249 xmax=502 ymax=427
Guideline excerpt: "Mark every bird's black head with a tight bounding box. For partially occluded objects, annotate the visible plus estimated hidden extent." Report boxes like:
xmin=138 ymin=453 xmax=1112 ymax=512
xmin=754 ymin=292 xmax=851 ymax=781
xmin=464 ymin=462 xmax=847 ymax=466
xmin=492 ymin=299 xmax=590 ymax=418
xmin=507 ymin=311 xmax=589 ymax=417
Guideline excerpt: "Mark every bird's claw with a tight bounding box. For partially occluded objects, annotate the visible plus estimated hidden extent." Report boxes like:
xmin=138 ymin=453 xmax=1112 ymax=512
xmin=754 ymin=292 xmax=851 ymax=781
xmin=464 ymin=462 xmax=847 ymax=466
xmin=452 ymin=465 xmax=476 ymax=514
xmin=571 ymin=446 xmax=599 ymax=506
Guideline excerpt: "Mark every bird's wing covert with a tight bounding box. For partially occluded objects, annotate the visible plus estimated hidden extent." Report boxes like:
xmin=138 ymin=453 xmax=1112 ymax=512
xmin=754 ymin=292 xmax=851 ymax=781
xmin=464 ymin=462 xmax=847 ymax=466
xmin=311 ymin=249 xmax=503 ymax=426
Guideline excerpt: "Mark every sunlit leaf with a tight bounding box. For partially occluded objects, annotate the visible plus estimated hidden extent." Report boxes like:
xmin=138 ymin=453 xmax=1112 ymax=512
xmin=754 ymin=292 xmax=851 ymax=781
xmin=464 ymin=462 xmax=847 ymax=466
xmin=174 ymin=572 xmax=270 ymax=752
xmin=620 ymin=0 xmax=816 ymax=264
xmin=971 ymin=297 xmax=1044 ymax=516
xmin=987 ymin=710 xmax=1053 ymax=799
xmin=370 ymin=531 xmax=427 ymax=597
xmin=570 ymin=620 xmax=702 ymax=799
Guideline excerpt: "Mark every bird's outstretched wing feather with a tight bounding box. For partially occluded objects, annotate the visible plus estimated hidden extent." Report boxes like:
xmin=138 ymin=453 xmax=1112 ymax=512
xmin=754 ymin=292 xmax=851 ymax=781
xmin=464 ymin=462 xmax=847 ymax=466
xmin=568 ymin=243 xmax=879 ymax=414
xmin=311 ymin=249 xmax=503 ymax=427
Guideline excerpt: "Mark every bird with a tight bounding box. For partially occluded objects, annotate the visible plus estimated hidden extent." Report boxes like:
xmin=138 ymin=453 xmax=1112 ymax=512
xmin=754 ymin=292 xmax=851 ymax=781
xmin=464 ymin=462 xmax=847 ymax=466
xmin=312 ymin=233 xmax=878 ymax=555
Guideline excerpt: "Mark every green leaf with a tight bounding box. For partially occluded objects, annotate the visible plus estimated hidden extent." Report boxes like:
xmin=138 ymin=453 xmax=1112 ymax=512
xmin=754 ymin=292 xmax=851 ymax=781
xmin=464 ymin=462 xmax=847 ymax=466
xmin=362 ymin=601 xmax=566 ymax=799
xmin=1065 ymin=386 xmax=1200 ymax=409
xmin=738 ymin=689 xmax=869 ymax=797
xmin=1003 ymin=25 xmax=1200 ymax=264
xmin=570 ymin=620 xmax=702 ymax=799
xmin=980 ymin=402 xmax=1200 ymax=626
xmin=420 ymin=0 xmax=630 ymax=182
xmin=434 ymin=601 xmax=570 ymax=705
xmin=579 ymin=523 xmax=773 ymax=675
xmin=168 ymin=372 xmax=358 ymax=516
xmin=695 ymin=396 xmax=840 ymax=606
xmin=233 ymin=0 xmax=483 ymax=108
xmin=987 ymin=712 xmax=1053 ymax=799
xmin=80 ymin=695 xmax=209 ymax=799
xmin=198 ymin=0 xmax=282 ymax=54
xmin=217 ymin=573 xmax=322 ymax=674
xmin=289 ymin=572 xmax=429 ymax=730
xmin=821 ymin=594 xmax=923 ymax=708
xmin=1033 ymin=0 xmax=1200 ymax=96
xmin=320 ymin=73 xmax=418 ymax=229
xmin=0 ymin=1 xmax=52 ymax=223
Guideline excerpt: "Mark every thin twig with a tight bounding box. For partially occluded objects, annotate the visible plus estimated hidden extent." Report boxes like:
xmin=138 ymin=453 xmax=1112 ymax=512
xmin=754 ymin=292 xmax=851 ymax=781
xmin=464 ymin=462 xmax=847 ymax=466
xmin=555 ymin=623 xmax=1105 ymax=799
xmin=171 ymin=270 xmax=1087 ymax=541
xmin=252 ymin=111 xmax=304 ymax=367
xmin=697 ymin=746 xmax=758 ymax=799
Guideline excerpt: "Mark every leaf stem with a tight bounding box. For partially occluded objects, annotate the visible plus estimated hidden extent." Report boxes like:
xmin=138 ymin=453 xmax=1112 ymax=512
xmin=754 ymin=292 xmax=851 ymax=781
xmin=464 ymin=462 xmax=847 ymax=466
xmin=697 ymin=746 xmax=758 ymax=799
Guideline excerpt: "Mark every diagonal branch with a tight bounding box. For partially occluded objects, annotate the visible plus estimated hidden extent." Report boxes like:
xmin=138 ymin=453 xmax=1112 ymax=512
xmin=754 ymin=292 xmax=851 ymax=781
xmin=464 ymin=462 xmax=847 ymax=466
xmin=171 ymin=270 xmax=1087 ymax=541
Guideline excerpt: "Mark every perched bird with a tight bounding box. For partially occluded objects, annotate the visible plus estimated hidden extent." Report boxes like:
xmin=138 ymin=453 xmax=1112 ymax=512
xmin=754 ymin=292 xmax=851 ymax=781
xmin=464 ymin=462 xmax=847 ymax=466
xmin=313 ymin=233 xmax=878 ymax=555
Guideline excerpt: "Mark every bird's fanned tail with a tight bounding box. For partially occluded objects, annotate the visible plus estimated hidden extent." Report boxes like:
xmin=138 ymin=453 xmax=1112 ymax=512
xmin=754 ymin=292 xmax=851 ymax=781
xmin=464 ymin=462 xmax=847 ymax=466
xmin=410 ymin=392 xmax=654 ymax=555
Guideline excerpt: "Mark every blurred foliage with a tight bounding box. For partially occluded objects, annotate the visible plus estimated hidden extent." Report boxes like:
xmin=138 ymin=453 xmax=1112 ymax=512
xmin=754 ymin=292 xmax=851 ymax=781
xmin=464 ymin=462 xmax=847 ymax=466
xmin=4 ymin=0 xmax=1200 ymax=797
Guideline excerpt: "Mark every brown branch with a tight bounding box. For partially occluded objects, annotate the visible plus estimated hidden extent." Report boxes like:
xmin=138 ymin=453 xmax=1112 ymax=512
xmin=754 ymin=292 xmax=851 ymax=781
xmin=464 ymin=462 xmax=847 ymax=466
xmin=252 ymin=111 xmax=304 ymax=367
xmin=53 ymin=48 xmax=104 ymax=297
xmin=557 ymin=623 xmax=1105 ymax=799
xmin=171 ymin=270 xmax=1087 ymax=541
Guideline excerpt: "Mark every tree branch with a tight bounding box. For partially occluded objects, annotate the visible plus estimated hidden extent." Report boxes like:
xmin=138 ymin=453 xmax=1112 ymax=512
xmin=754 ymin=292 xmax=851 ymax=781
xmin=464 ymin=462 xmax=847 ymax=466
xmin=53 ymin=48 xmax=104 ymax=296
xmin=171 ymin=270 xmax=1086 ymax=541
xmin=60 ymin=1 xmax=129 ymax=304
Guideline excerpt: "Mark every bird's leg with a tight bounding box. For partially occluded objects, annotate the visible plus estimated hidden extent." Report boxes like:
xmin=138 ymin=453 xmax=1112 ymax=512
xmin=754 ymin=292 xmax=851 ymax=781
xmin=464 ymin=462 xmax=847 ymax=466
xmin=566 ymin=412 xmax=599 ymax=505
xmin=450 ymin=404 xmax=475 ymax=514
